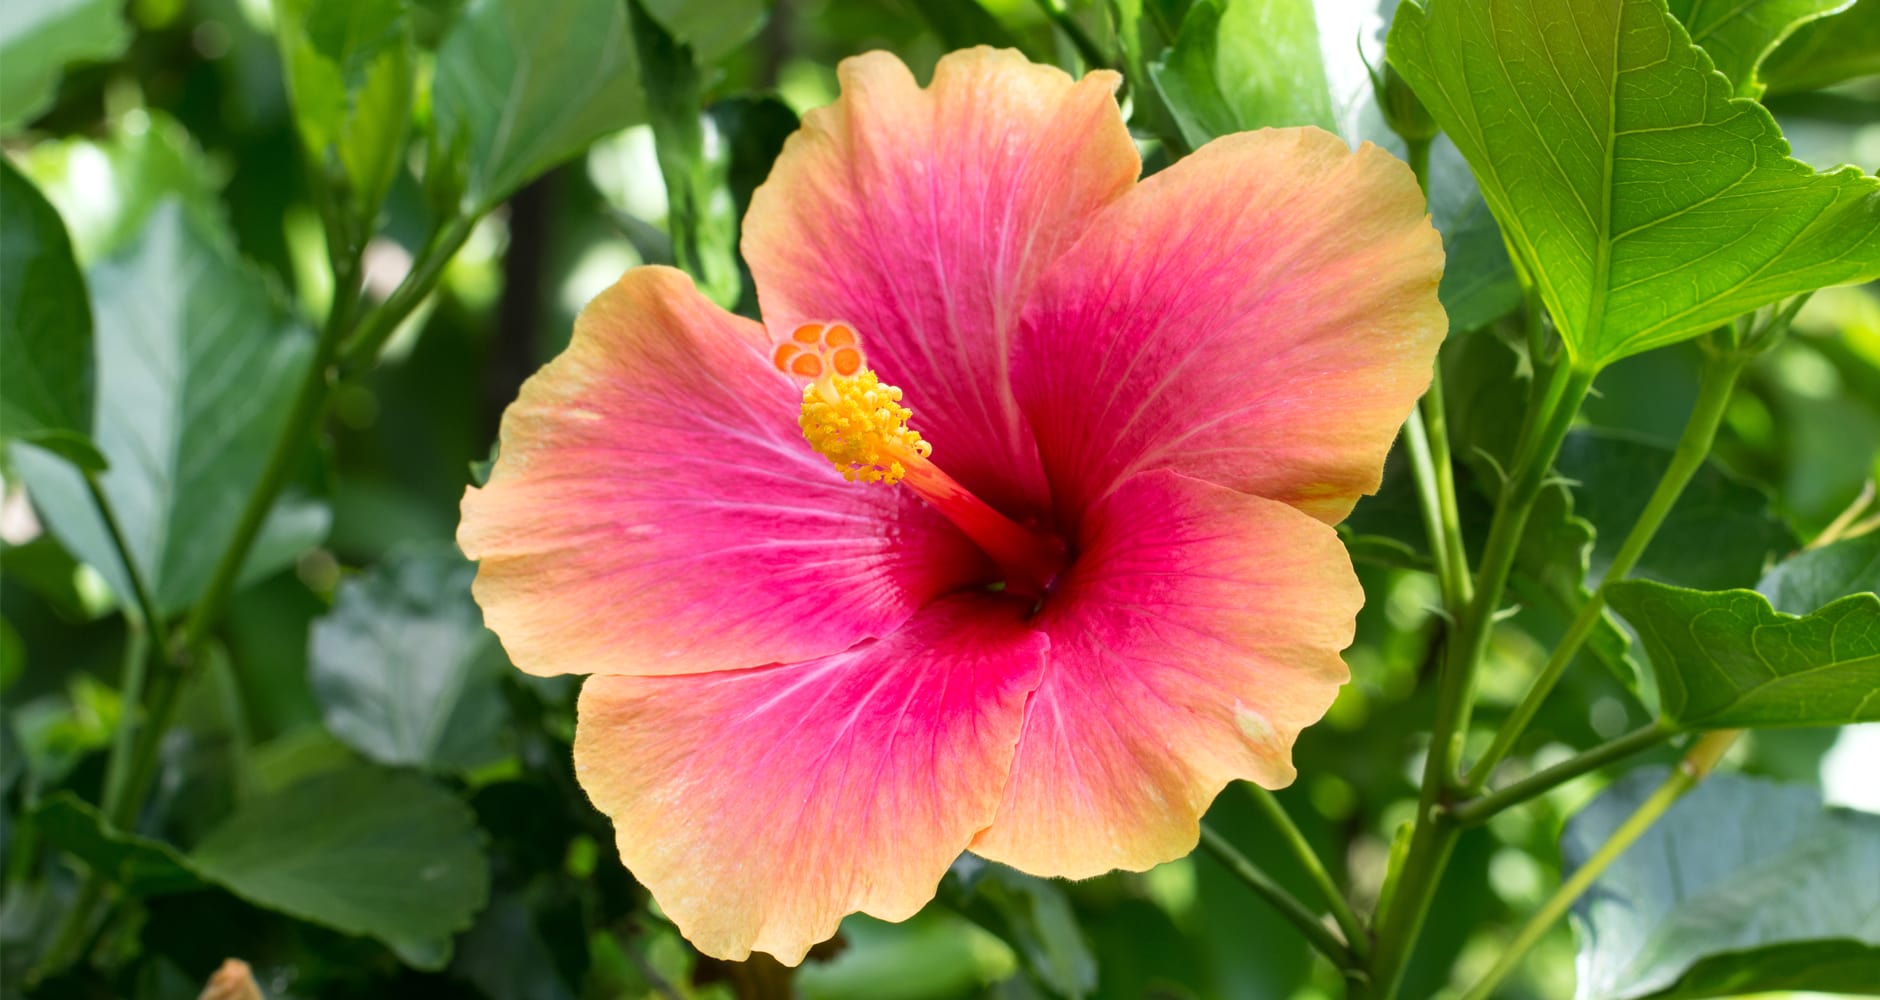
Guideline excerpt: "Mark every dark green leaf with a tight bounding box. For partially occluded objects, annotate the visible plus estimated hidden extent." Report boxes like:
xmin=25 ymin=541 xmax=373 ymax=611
xmin=1563 ymin=769 xmax=1880 ymax=999
xmin=1608 ymin=578 xmax=1880 ymax=728
xmin=1151 ymin=0 xmax=1334 ymax=149
xmin=430 ymin=0 xmax=642 ymax=214
xmin=13 ymin=203 xmax=329 ymax=616
xmin=1557 ymin=429 xmax=1798 ymax=591
xmin=1761 ymin=0 xmax=1880 ymax=93
xmin=1389 ymin=0 xmax=1880 ymax=367
xmin=908 ymin=0 xmax=1024 ymax=51
xmin=309 ymin=548 xmax=509 ymax=773
xmin=32 ymin=793 xmax=205 ymax=896
xmin=642 ymin=0 xmax=769 ymax=61
xmin=1667 ymin=0 xmax=1848 ymax=97
xmin=189 ymin=765 xmax=491 ymax=969
xmin=0 ymin=161 xmax=93 ymax=448
xmin=953 ymin=861 xmax=1097 ymax=997
xmin=1758 ymin=531 xmax=1880 ymax=614
xmin=0 ymin=0 xmax=131 ymax=132
xmin=275 ymin=0 xmax=416 ymax=257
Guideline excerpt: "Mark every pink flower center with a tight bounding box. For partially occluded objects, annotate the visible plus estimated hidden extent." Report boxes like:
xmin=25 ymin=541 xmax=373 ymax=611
xmin=776 ymin=322 xmax=1066 ymax=594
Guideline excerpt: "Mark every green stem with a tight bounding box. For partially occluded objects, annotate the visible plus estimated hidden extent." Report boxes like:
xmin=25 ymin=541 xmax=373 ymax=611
xmin=1448 ymin=723 xmax=1672 ymax=826
xmin=1404 ymin=137 xmax=1431 ymax=198
xmin=1367 ymin=359 xmax=1596 ymax=1000
xmin=1459 ymin=730 xmax=1739 ymax=1000
xmin=1423 ymin=369 xmax=1472 ymax=610
xmin=100 ymin=629 xmax=150 ymax=818
xmin=1464 ymin=351 xmax=1744 ymax=790
xmin=81 ymin=476 xmax=168 ymax=651
xmin=338 ymin=216 xmax=475 ymax=371
xmin=1198 ymin=823 xmax=1360 ymax=973
xmin=1400 ymin=407 xmax=1454 ymax=594
xmin=1246 ymin=786 xmax=1369 ymax=960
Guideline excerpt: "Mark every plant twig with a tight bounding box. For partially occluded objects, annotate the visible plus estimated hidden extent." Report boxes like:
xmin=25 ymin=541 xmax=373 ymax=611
xmin=1448 ymin=723 xmax=1673 ymax=826
xmin=1246 ymin=786 xmax=1369 ymax=959
xmin=1197 ymin=822 xmax=1360 ymax=973
xmin=1458 ymin=731 xmax=1740 ymax=1000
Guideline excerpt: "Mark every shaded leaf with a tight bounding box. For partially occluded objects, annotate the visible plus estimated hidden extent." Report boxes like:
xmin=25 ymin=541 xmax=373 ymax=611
xmin=32 ymin=793 xmax=205 ymax=896
xmin=430 ymin=0 xmax=642 ymax=214
xmin=309 ymin=548 xmax=508 ymax=773
xmin=642 ymin=0 xmax=769 ymax=62
xmin=189 ymin=766 xmax=491 ymax=970
xmin=1667 ymin=0 xmax=1849 ymax=96
xmin=0 ymin=161 xmax=92 ymax=447
xmin=18 ymin=109 xmax=227 ymax=264
xmin=1760 ymin=0 xmax=1880 ymax=93
xmin=1608 ymin=578 xmax=1880 ymax=729
xmin=1564 ymin=769 xmax=1880 ymax=999
xmin=0 ymin=0 xmax=131 ymax=132
xmin=1758 ymin=530 xmax=1880 ymax=614
xmin=13 ymin=203 xmax=329 ymax=616
xmin=1389 ymin=0 xmax=1880 ymax=367
xmin=1557 ymin=429 xmax=1797 ymax=591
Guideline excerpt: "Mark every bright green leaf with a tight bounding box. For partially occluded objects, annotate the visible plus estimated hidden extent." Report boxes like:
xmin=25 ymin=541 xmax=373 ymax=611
xmin=1389 ymin=0 xmax=1880 ymax=367
xmin=1758 ymin=531 xmax=1880 ymax=613
xmin=275 ymin=0 xmax=415 ymax=257
xmin=1608 ymin=578 xmax=1880 ymax=729
xmin=1563 ymin=769 xmax=1880 ymax=999
xmin=13 ymin=203 xmax=329 ymax=616
xmin=309 ymin=548 xmax=509 ymax=774
xmin=430 ymin=0 xmax=643 ymax=214
xmin=1151 ymin=0 xmax=1333 ymax=149
xmin=18 ymin=109 xmax=228 ymax=264
xmin=1760 ymin=0 xmax=1880 ymax=93
xmin=189 ymin=765 xmax=491 ymax=969
xmin=32 ymin=793 xmax=205 ymax=896
xmin=0 ymin=160 xmax=93 ymax=448
xmin=1667 ymin=0 xmax=1850 ymax=97
xmin=0 ymin=0 xmax=131 ymax=132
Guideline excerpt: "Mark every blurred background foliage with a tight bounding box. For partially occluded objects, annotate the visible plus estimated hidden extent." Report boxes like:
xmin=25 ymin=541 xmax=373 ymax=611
xmin=0 ymin=0 xmax=1877 ymax=998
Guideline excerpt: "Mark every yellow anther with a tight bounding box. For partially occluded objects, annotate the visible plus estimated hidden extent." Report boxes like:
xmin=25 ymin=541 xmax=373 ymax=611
xmin=798 ymin=370 xmax=931 ymax=485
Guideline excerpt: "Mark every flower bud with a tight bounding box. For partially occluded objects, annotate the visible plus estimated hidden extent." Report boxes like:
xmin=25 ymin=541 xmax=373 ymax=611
xmin=1377 ymin=63 xmax=1438 ymax=142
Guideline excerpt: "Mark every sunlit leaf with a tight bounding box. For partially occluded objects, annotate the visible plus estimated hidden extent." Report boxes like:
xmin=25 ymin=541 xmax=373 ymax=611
xmin=0 ymin=0 xmax=131 ymax=132
xmin=1564 ymin=769 xmax=1880 ymax=999
xmin=275 ymin=0 xmax=415 ymax=257
xmin=1608 ymin=577 xmax=1880 ymax=729
xmin=1389 ymin=0 xmax=1880 ymax=367
xmin=1151 ymin=0 xmax=1333 ymax=149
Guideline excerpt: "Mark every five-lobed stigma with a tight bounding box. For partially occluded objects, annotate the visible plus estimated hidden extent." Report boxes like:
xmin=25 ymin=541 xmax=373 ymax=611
xmin=775 ymin=323 xmax=931 ymax=485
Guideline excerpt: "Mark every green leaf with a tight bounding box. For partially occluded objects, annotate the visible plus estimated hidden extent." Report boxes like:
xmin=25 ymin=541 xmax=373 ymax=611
xmin=32 ymin=793 xmax=205 ymax=896
xmin=1667 ymin=0 xmax=1850 ymax=97
xmin=1151 ymin=0 xmax=1334 ymax=149
xmin=1758 ymin=531 xmax=1880 ymax=613
xmin=640 ymin=0 xmax=769 ymax=62
xmin=1607 ymin=578 xmax=1880 ymax=729
xmin=0 ymin=0 xmax=131 ymax=132
xmin=628 ymin=0 xmax=739 ymax=308
xmin=1389 ymin=0 xmax=1880 ymax=368
xmin=17 ymin=109 xmax=228 ymax=264
xmin=13 ymin=203 xmax=329 ymax=616
xmin=275 ymin=0 xmax=416 ymax=258
xmin=1557 ymin=429 xmax=1798 ymax=591
xmin=430 ymin=0 xmax=643 ymax=214
xmin=309 ymin=549 xmax=509 ymax=774
xmin=189 ymin=766 xmax=491 ymax=970
xmin=1563 ymin=769 xmax=1880 ymax=1000
xmin=0 ymin=160 xmax=92 ymax=447
xmin=1760 ymin=0 xmax=1880 ymax=93
xmin=951 ymin=861 xmax=1097 ymax=998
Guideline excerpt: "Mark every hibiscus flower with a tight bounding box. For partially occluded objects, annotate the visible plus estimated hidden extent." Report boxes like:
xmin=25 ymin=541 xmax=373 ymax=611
xmin=459 ymin=46 xmax=1444 ymax=963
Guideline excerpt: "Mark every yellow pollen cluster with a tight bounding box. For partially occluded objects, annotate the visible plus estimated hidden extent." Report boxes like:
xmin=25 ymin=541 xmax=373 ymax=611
xmin=799 ymin=371 xmax=931 ymax=484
